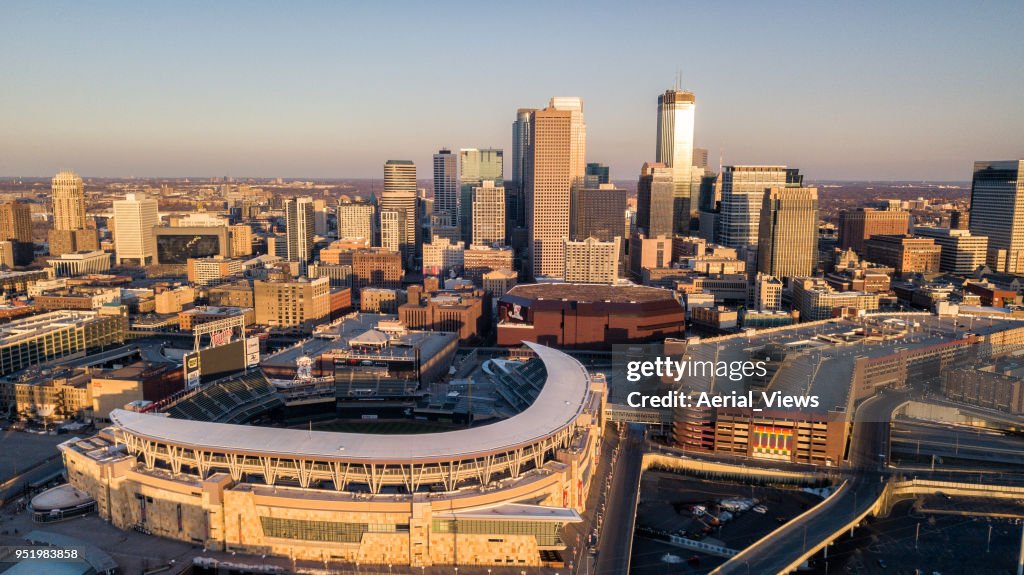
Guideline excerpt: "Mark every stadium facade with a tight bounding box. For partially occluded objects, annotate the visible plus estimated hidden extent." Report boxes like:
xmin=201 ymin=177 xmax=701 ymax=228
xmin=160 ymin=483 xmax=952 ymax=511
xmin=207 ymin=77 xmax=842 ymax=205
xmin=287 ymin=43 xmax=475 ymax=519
xmin=60 ymin=343 xmax=606 ymax=568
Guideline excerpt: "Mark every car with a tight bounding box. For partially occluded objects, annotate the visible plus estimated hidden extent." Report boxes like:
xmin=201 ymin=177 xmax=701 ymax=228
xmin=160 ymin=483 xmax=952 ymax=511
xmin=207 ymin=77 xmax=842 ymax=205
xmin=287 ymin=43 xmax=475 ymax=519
xmin=752 ymin=505 xmax=767 ymax=514
xmin=936 ymin=491 xmax=952 ymax=501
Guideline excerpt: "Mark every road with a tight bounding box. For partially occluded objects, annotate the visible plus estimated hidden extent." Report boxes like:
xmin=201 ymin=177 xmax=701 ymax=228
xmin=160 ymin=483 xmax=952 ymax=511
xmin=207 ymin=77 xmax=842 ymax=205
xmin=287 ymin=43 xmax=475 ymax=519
xmin=711 ymin=391 xmax=908 ymax=575
xmin=890 ymin=418 xmax=1024 ymax=466
xmin=593 ymin=424 xmax=644 ymax=575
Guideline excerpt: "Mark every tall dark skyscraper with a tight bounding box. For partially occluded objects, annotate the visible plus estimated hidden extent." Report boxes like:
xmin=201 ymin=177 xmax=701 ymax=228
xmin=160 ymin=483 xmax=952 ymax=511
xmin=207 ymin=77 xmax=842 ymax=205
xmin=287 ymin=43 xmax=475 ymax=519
xmin=757 ymin=187 xmax=819 ymax=279
xmin=969 ymin=160 xmax=1024 ymax=274
xmin=635 ymin=162 xmax=675 ymax=239
xmin=510 ymin=109 xmax=535 ymax=232
xmin=432 ymin=149 xmax=457 ymax=224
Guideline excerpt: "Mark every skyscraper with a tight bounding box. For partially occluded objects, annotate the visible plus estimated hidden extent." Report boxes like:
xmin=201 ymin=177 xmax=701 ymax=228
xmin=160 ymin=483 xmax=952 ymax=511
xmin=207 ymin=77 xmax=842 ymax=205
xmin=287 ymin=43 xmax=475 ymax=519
xmin=969 ymin=160 xmax=1024 ymax=273
xmin=838 ymin=208 xmax=910 ymax=254
xmin=0 ymin=200 xmax=34 ymax=265
xmin=571 ymin=184 xmax=628 ymax=242
xmin=756 ymin=187 xmax=819 ymax=280
xmin=337 ymin=200 xmax=375 ymax=242
xmin=113 ymin=193 xmax=159 ymax=266
xmin=379 ymin=210 xmax=399 ymax=253
xmin=285 ymin=196 xmax=315 ymax=263
xmin=718 ymin=166 xmax=802 ymax=251
xmin=693 ymin=147 xmax=710 ymax=170
xmin=656 ymin=89 xmax=697 ymax=233
xmin=585 ymin=162 xmax=610 ymax=188
xmin=471 ymin=181 xmax=506 ymax=247
xmin=48 ymin=170 xmax=98 ymax=256
xmin=527 ymin=98 xmax=586 ymax=280
xmin=432 ymin=149 xmax=458 ymax=224
xmin=458 ymin=148 xmax=503 ymax=243
xmin=635 ymin=162 xmax=675 ymax=238
xmin=510 ymin=109 xmax=536 ymax=232
xmin=381 ymin=161 xmax=420 ymax=269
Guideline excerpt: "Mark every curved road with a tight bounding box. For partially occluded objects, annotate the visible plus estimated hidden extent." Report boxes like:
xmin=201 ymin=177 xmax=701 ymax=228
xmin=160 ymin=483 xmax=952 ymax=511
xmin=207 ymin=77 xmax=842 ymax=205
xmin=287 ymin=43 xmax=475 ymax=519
xmin=711 ymin=390 xmax=908 ymax=575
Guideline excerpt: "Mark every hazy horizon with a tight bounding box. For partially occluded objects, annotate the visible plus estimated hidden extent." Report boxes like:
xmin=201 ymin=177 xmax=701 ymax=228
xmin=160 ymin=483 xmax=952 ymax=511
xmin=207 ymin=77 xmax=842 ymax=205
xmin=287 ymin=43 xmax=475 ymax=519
xmin=2 ymin=1 xmax=1022 ymax=181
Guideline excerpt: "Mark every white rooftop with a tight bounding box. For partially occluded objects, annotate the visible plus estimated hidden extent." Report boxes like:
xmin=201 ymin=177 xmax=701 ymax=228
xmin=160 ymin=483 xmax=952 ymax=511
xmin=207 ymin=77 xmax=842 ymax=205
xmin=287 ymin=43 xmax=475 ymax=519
xmin=109 ymin=342 xmax=591 ymax=463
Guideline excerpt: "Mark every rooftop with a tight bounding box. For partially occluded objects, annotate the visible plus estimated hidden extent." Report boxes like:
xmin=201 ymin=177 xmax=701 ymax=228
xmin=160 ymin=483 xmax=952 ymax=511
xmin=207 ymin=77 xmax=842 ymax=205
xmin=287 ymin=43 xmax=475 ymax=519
xmin=505 ymin=283 xmax=678 ymax=304
xmin=109 ymin=342 xmax=591 ymax=462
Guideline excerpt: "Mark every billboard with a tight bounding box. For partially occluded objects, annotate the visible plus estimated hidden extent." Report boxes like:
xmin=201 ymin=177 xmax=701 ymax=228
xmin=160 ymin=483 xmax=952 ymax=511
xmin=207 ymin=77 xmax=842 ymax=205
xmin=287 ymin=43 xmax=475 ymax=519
xmin=245 ymin=337 xmax=260 ymax=368
xmin=184 ymin=353 xmax=202 ymax=389
xmin=197 ymin=339 xmax=246 ymax=384
xmin=752 ymin=425 xmax=793 ymax=461
xmin=498 ymin=300 xmax=530 ymax=325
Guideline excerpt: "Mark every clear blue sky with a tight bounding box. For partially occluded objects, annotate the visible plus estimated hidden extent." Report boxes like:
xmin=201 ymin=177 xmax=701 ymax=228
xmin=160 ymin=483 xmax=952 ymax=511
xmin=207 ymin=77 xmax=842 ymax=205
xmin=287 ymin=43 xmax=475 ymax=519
xmin=1 ymin=1 xmax=1021 ymax=180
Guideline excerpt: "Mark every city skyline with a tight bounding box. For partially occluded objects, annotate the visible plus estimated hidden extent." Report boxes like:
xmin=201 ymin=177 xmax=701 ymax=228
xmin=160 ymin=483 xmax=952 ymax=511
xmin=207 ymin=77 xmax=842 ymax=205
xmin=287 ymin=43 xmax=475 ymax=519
xmin=2 ymin=1 xmax=1022 ymax=181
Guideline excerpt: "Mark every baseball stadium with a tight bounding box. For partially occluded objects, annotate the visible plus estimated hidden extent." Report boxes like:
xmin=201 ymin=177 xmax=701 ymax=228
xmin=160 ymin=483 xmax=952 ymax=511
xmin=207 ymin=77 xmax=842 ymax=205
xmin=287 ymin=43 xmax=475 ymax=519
xmin=58 ymin=342 xmax=607 ymax=569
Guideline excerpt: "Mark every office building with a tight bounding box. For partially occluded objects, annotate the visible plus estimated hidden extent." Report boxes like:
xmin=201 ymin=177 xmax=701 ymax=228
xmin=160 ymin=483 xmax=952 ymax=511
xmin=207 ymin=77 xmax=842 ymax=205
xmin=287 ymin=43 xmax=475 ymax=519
xmin=422 ymin=237 xmax=465 ymax=278
xmin=433 ymin=149 xmax=458 ymax=221
xmin=629 ymin=234 xmax=673 ymax=280
xmin=718 ymin=166 xmax=801 ymax=251
xmin=229 ymin=224 xmax=253 ymax=257
xmin=351 ymin=248 xmax=403 ymax=293
xmin=585 ymin=162 xmax=610 ymax=188
xmin=471 ymin=180 xmax=506 ymax=246
xmin=187 ymin=257 xmax=245 ymax=286
xmin=563 ymin=237 xmax=620 ymax=284
xmin=791 ymin=277 xmax=880 ymax=321
xmin=912 ymin=227 xmax=988 ymax=275
xmin=969 ymin=160 xmax=1024 ymax=273
xmin=635 ymin=162 xmax=675 ymax=238
xmin=509 ymin=108 xmax=536 ymax=232
xmin=381 ymin=161 xmax=420 ymax=268
xmin=693 ymin=147 xmax=709 ymax=170
xmin=757 ymin=187 xmax=819 ymax=280
xmin=528 ymin=98 xmax=586 ymax=280
xmin=285 ymin=196 xmax=314 ymax=263
xmin=0 ymin=310 xmax=125 ymax=377
xmin=864 ymin=235 xmax=942 ymax=275
xmin=48 ymin=250 xmax=111 ymax=277
xmin=751 ymin=272 xmax=783 ymax=311
xmin=400 ymin=289 xmax=487 ymax=343
xmin=463 ymin=245 xmax=514 ymax=285
xmin=253 ymin=277 xmax=330 ymax=331
xmin=482 ymin=268 xmax=517 ymax=296
xmin=338 ymin=200 xmax=375 ymax=242
xmin=656 ymin=89 xmax=699 ymax=233
xmin=380 ymin=210 xmax=400 ymax=253
xmin=155 ymin=226 xmax=230 ymax=265
xmin=838 ymin=208 xmax=911 ymax=254
xmin=113 ymin=193 xmax=159 ymax=266
xmin=571 ymin=184 xmax=628 ymax=244
xmin=0 ymin=200 xmax=34 ymax=265
xmin=49 ymin=171 xmax=100 ymax=257
xmin=458 ymin=148 xmax=503 ymax=243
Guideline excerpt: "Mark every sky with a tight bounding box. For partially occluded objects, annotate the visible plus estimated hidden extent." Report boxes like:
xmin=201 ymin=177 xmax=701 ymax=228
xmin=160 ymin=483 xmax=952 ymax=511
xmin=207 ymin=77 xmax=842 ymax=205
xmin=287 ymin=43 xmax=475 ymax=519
xmin=1 ymin=1 xmax=1022 ymax=181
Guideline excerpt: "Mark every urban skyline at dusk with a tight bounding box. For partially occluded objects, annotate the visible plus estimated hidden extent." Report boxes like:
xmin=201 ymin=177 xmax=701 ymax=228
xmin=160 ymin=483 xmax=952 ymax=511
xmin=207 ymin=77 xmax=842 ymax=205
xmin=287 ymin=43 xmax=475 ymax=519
xmin=3 ymin=1 xmax=1023 ymax=180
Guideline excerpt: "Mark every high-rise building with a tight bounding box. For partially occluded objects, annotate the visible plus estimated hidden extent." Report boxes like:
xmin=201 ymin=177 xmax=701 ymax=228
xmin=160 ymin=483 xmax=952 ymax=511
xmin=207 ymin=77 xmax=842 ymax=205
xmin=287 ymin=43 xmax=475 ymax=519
xmin=379 ymin=210 xmax=400 ymax=253
xmin=527 ymin=98 xmax=586 ymax=280
xmin=229 ymin=224 xmax=253 ymax=257
xmin=112 ymin=193 xmax=159 ymax=266
xmin=458 ymin=148 xmax=503 ymax=243
xmin=254 ymin=277 xmax=330 ymax=331
xmin=571 ymin=184 xmax=628 ymax=242
xmin=49 ymin=170 xmax=98 ymax=257
xmin=0 ymin=200 xmax=34 ymax=265
xmin=381 ymin=161 xmax=420 ymax=269
xmin=433 ymin=149 xmax=458 ymax=223
xmin=912 ymin=227 xmax=988 ymax=275
xmin=757 ymin=187 xmax=819 ymax=280
xmin=337 ymin=200 xmax=375 ymax=242
xmin=471 ymin=181 xmax=506 ymax=246
xmin=510 ymin=109 xmax=536 ymax=232
xmin=656 ymin=89 xmax=697 ymax=233
xmin=563 ymin=237 xmax=621 ymax=284
xmin=285 ymin=196 xmax=315 ymax=263
xmin=838 ymin=208 xmax=910 ymax=254
xmin=422 ymin=237 xmax=465 ymax=278
xmin=585 ymin=162 xmax=610 ymax=188
xmin=692 ymin=147 xmax=709 ymax=170
xmin=351 ymin=249 xmax=403 ymax=293
xmin=384 ymin=160 xmax=417 ymax=193
xmin=718 ymin=166 xmax=801 ymax=251
xmin=635 ymin=162 xmax=675 ymax=238
xmin=969 ymin=160 xmax=1024 ymax=273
